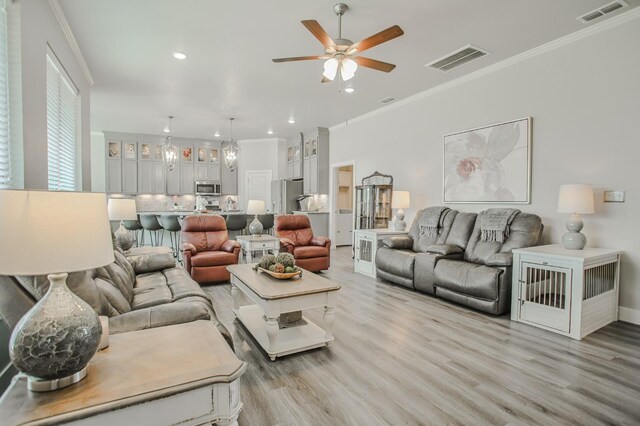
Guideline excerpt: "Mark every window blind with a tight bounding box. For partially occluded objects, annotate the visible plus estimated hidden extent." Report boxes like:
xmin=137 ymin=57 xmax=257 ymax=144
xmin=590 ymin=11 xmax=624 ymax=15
xmin=47 ymin=53 xmax=78 ymax=191
xmin=0 ymin=0 xmax=10 ymax=189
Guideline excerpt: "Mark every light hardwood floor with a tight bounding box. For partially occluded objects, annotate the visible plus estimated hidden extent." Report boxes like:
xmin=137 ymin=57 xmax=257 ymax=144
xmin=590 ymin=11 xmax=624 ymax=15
xmin=204 ymin=247 xmax=640 ymax=426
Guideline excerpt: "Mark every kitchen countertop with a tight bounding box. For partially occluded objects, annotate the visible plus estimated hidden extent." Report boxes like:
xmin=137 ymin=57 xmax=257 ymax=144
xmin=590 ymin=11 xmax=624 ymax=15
xmin=137 ymin=210 xmax=246 ymax=215
xmin=292 ymin=211 xmax=329 ymax=214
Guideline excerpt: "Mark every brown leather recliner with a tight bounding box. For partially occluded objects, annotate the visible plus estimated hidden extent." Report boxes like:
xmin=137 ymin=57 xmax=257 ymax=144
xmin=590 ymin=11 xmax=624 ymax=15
xmin=181 ymin=215 xmax=241 ymax=284
xmin=275 ymin=215 xmax=331 ymax=272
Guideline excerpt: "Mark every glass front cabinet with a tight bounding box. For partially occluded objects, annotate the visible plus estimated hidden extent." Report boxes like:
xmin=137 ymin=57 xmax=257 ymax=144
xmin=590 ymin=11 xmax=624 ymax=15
xmin=355 ymin=171 xmax=393 ymax=230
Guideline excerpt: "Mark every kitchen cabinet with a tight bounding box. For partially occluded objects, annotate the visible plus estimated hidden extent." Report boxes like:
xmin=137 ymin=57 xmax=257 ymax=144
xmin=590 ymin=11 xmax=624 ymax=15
xmin=286 ymin=134 xmax=303 ymax=180
xmin=195 ymin=163 xmax=220 ymax=181
xmin=166 ymin=166 xmax=181 ymax=195
xmin=138 ymin=161 xmax=165 ymax=194
xmin=106 ymin=160 xmax=122 ymax=193
xmin=302 ymin=127 xmax=329 ymax=195
xmin=122 ymin=156 xmax=138 ymax=194
xmin=180 ymin=164 xmax=194 ymax=194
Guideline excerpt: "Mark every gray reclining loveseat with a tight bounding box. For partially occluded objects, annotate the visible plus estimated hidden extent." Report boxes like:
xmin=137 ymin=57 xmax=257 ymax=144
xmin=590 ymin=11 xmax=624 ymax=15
xmin=375 ymin=207 xmax=543 ymax=315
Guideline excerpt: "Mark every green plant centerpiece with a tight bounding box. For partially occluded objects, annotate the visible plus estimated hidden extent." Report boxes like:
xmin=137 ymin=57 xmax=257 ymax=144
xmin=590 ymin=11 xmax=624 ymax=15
xmin=253 ymin=252 xmax=302 ymax=278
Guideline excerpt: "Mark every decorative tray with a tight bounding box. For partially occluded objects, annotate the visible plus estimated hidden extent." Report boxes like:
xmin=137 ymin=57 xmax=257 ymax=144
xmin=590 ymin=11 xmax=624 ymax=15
xmin=257 ymin=267 xmax=302 ymax=280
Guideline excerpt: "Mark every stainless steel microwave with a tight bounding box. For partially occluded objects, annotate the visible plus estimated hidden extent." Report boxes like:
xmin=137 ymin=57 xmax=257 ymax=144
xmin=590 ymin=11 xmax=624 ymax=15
xmin=195 ymin=181 xmax=221 ymax=195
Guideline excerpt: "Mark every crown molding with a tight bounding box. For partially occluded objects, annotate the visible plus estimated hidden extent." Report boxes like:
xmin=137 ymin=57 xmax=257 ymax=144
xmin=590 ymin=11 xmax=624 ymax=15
xmin=48 ymin=0 xmax=94 ymax=86
xmin=330 ymin=6 xmax=640 ymax=132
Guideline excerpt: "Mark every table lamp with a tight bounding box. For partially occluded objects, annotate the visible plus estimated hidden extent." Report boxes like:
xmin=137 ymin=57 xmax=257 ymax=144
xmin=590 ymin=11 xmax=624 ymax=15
xmin=0 ymin=190 xmax=115 ymax=391
xmin=557 ymin=184 xmax=594 ymax=250
xmin=108 ymin=198 xmax=138 ymax=250
xmin=247 ymin=199 xmax=266 ymax=236
xmin=391 ymin=191 xmax=410 ymax=231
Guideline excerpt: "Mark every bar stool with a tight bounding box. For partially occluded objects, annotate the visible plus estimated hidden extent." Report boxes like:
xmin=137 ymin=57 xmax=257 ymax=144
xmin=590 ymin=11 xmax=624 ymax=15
xmin=225 ymin=214 xmax=247 ymax=239
xmin=257 ymin=214 xmax=274 ymax=235
xmin=159 ymin=215 xmax=182 ymax=259
xmin=140 ymin=214 xmax=163 ymax=246
xmin=123 ymin=217 xmax=143 ymax=247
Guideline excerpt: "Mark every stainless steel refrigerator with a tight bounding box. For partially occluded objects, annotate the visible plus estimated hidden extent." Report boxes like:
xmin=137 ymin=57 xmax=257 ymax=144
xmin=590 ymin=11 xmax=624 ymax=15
xmin=271 ymin=179 xmax=303 ymax=214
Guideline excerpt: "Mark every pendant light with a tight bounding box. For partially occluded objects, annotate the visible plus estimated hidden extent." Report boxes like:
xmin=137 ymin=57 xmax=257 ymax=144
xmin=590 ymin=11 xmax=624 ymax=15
xmin=222 ymin=118 xmax=239 ymax=172
xmin=161 ymin=116 xmax=179 ymax=171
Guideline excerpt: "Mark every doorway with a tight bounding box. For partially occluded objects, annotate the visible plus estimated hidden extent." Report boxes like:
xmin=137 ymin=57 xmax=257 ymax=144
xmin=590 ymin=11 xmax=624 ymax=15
xmin=329 ymin=161 xmax=355 ymax=248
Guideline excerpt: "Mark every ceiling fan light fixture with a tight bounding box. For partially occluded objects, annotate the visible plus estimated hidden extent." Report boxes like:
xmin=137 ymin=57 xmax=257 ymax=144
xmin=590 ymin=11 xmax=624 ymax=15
xmin=340 ymin=58 xmax=358 ymax=81
xmin=323 ymin=58 xmax=339 ymax=81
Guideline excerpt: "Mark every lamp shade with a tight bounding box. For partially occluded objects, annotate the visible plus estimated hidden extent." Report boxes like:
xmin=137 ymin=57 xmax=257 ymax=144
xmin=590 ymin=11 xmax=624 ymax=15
xmin=0 ymin=190 xmax=115 ymax=275
xmin=247 ymin=199 xmax=266 ymax=215
xmin=558 ymin=184 xmax=594 ymax=214
xmin=392 ymin=191 xmax=411 ymax=209
xmin=107 ymin=198 xmax=137 ymax=221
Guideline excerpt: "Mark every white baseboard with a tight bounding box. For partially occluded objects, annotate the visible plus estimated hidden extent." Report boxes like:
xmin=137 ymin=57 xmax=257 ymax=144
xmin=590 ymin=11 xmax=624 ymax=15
xmin=619 ymin=307 xmax=640 ymax=325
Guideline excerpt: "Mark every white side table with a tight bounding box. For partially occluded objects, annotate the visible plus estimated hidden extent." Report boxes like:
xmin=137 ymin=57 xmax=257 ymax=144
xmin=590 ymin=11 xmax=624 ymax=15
xmin=236 ymin=235 xmax=280 ymax=263
xmin=354 ymin=229 xmax=409 ymax=278
xmin=511 ymin=244 xmax=621 ymax=340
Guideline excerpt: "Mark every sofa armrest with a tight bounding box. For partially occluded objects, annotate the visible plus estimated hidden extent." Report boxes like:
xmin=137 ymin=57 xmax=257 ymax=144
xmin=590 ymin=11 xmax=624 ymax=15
xmin=383 ymin=236 xmax=413 ymax=250
xmin=182 ymin=242 xmax=197 ymax=255
xmin=426 ymin=244 xmax=463 ymax=256
xmin=279 ymin=237 xmax=295 ymax=253
xmin=310 ymin=236 xmax=331 ymax=247
xmin=127 ymin=252 xmax=176 ymax=275
xmin=108 ymin=301 xmax=211 ymax=334
xmin=486 ymin=253 xmax=513 ymax=267
xmin=221 ymin=239 xmax=241 ymax=253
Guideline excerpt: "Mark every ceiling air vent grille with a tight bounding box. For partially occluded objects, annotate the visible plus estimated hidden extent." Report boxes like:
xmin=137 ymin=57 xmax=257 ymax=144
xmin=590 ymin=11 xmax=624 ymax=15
xmin=378 ymin=97 xmax=396 ymax=104
xmin=426 ymin=45 xmax=488 ymax=72
xmin=578 ymin=0 xmax=628 ymax=23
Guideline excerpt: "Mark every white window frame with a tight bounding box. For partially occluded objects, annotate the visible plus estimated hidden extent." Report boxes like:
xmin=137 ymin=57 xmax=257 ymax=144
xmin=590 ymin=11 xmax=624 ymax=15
xmin=46 ymin=45 xmax=80 ymax=191
xmin=0 ymin=0 xmax=11 ymax=189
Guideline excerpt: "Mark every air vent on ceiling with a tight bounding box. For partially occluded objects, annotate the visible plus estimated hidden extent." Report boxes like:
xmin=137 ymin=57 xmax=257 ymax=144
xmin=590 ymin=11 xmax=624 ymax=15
xmin=425 ymin=45 xmax=488 ymax=72
xmin=578 ymin=0 xmax=628 ymax=23
xmin=378 ymin=97 xmax=396 ymax=104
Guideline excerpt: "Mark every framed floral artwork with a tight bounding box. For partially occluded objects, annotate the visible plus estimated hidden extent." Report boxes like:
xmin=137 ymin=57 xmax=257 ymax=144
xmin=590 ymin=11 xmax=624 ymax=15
xmin=443 ymin=117 xmax=531 ymax=203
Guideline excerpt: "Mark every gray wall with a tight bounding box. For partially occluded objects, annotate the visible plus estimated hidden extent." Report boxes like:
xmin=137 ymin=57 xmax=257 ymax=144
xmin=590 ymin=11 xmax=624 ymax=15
xmin=329 ymin=16 xmax=640 ymax=318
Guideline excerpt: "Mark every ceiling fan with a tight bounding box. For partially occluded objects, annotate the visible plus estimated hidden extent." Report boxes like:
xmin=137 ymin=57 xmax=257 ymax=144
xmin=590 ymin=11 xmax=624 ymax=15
xmin=272 ymin=3 xmax=404 ymax=83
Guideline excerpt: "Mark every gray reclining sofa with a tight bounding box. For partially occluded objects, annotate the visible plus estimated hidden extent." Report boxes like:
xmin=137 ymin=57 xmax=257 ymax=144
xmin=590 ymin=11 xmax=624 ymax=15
xmin=375 ymin=206 xmax=543 ymax=315
xmin=0 ymin=245 xmax=233 ymax=348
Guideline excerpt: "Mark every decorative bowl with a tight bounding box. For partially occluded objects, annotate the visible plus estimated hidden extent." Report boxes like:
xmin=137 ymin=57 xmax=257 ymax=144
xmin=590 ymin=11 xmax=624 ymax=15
xmin=257 ymin=267 xmax=302 ymax=280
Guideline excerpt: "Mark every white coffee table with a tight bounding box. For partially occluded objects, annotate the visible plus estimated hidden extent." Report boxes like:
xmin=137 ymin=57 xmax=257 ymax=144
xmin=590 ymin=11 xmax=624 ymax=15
xmin=227 ymin=264 xmax=340 ymax=361
xmin=235 ymin=235 xmax=279 ymax=263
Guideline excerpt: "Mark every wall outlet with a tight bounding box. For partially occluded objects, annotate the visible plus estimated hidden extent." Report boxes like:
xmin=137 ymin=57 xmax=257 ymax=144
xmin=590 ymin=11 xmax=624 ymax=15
xmin=604 ymin=190 xmax=625 ymax=203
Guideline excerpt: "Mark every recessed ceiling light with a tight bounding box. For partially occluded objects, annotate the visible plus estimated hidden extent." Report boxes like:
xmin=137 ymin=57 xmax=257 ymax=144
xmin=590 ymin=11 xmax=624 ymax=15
xmin=288 ymin=118 xmax=295 ymax=124
xmin=214 ymin=131 xmax=220 ymax=138
xmin=172 ymin=52 xmax=187 ymax=60
xmin=163 ymin=127 xmax=170 ymax=133
xmin=267 ymin=129 xmax=274 ymax=135
xmin=344 ymin=87 xmax=355 ymax=93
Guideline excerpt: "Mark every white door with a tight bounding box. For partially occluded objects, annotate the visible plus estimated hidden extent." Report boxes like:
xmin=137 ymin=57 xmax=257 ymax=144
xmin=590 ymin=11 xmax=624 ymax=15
xmin=245 ymin=170 xmax=272 ymax=211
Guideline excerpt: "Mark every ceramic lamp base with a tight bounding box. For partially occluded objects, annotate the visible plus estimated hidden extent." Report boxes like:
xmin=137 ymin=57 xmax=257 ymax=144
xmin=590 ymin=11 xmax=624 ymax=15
xmin=392 ymin=209 xmax=406 ymax=231
xmin=114 ymin=221 xmax=134 ymax=251
xmin=562 ymin=213 xmax=587 ymax=250
xmin=249 ymin=216 xmax=263 ymax=236
xmin=9 ymin=273 xmax=102 ymax=392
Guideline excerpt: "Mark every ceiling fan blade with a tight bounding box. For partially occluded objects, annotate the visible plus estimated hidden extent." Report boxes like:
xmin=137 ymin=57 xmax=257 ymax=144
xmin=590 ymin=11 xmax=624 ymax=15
xmin=272 ymin=56 xmax=325 ymax=63
xmin=302 ymin=20 xmax=337 ymax=50
xmin=348 ymin=25 xmax=404 ymax=54
xmin=321 ymin=76 xmax=331 ymax=83
xmin=353 ymin=56 xmax=396 ymax=73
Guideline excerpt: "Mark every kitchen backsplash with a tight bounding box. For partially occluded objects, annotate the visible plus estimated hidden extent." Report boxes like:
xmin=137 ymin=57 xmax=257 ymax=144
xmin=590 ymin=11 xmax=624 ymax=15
xmin=113 ymin=194 xmax=238 ymax=211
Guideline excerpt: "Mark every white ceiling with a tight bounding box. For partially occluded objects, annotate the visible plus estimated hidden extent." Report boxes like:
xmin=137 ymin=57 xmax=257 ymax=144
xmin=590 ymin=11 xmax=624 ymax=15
xmin=60 ymin=0 xmax=638 ymax=141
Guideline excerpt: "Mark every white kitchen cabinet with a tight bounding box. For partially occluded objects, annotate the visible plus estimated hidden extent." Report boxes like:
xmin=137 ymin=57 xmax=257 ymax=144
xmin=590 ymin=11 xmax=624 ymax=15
xmin=286 ymin=135 xmax=303 ymax=180
xmin=106 ymin=160 xmax=122 ymax=193
xmin=138 ymin=161 xmax=166 ymax=194
xmin=180 ymin=164 xmax=194 ymax=194
xmin=354 ymin=229 xmax=409 ymax=278
xmin=301 ymin=127 xmax=328 ymax=195
xmin=511 ymin=244 xmax=621 ymax=340
xmin=122 ymin=160 xmax=138 ymax=194
xmin=166 ymin=166 xmax=181 ymax=195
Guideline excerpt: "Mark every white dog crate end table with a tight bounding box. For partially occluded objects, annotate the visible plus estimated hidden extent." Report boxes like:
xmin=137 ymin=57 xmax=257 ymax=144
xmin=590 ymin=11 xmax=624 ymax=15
xmin=511 ymin=244 xmax=621 ymax=340
xmin=354 ymin=229 xmax=409 ymax=278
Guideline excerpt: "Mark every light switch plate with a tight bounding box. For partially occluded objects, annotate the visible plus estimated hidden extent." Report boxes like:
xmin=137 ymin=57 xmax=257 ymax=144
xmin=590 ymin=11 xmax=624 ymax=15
xmin=604 ymin=190 xmax=625 ymax=203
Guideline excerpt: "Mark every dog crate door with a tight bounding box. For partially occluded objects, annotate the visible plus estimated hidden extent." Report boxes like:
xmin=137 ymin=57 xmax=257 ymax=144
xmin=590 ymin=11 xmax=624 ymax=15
xmin=519 ymin=262 xmax=572 ymax=333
